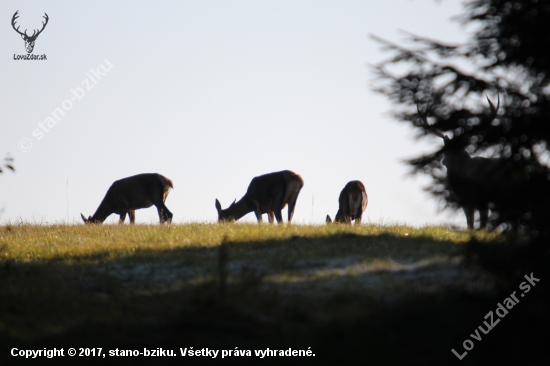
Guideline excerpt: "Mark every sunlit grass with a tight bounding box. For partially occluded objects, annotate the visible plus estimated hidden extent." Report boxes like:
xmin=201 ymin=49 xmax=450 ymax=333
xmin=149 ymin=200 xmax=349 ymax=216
xmin=0 ymin=222 xmax=500 ymax=345
xmin=0 ymin=222 xmax=496 ymax=262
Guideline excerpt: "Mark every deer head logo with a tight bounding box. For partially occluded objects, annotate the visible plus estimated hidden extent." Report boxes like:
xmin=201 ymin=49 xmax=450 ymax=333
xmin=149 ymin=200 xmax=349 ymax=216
xmin=12 ymin=11 xmax=49 ymax=54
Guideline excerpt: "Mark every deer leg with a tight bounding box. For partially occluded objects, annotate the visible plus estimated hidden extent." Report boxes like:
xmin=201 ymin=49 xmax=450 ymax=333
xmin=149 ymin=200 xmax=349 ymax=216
xmin=251 ymin=201 xmax=263 ymax=223
xmin=463 ymin=205 xmax=475 ymax=229
xmin=272 ymin=197 xmax=284 ymax=224
xmin=128 ymin=210 xmax=136 ymax=224
xmin=151 ymin=183 xmax=173 ymax=223
xmin=287 ymin=196 xmax=299 ymax=224
xmin=344 ymin=205 xmax=353 ymax=224
xmin=340 ymin=207 xmax=352 ymax=225
xmin=119 ymin=211 xmax=127 ymax=224
xmin=479 ymin=207 xmax=489 ymax=229
xmin=354 ymin=212 xmax=363 ymax=226
xmin=117 ymin=201 xmax=129 ymax=224
xmin=274 ymin=209 xmax=284 ymax=224
xmin=164 ymin=206 xmax=173 ymax=223
xmin=155 ymin=203 xmax=173 ymax=224
xmin=267 ymin=211 xmax=275 ymax=223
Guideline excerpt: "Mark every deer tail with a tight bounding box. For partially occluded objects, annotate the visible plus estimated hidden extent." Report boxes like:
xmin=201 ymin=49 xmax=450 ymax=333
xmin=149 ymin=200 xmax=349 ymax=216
xmin=157 ymin=174 xmax=174 ymax=190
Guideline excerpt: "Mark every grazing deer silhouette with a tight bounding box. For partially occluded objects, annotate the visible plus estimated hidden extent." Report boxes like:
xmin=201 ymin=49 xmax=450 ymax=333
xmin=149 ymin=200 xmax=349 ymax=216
xmin=326 ymin=180 xmax=368 ymax=225
xmin=81 ymin=173 xmax=173 ymax=224
xmin=417 ymin=96 xmax=508 ymax=229
xmin=215 ymin=170 xmax=304 ymax=224
xmin=12 ymin=11 xmax=49 ymax=53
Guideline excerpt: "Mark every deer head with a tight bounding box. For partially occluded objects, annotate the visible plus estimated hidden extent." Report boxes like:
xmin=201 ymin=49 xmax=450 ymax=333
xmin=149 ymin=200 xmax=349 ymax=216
xmin=12 ymin=11 xmax=49 ymax=54
xmin=417 ymin=96 xmax=499 ymax=169
xmin=215 ymin=198 xmax=237 ymax=222
xmin=80 ymin=213 xmax=95 ymax=224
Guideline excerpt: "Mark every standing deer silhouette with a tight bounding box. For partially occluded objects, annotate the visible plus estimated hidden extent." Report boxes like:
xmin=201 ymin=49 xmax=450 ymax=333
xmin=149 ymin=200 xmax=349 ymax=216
xmin=417 ymin=96 xmax=508 ymax=229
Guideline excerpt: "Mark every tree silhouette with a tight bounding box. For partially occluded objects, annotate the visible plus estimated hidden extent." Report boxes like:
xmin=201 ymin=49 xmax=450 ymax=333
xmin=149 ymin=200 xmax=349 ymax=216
xmin=372 ymin=0 xmax=550 ymax=234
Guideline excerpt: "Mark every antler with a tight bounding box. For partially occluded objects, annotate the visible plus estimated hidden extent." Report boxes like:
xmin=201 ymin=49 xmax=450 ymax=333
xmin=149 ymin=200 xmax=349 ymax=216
xmin=31 ymin=13 xmax=49 ymax=39
xmin=11 ymin=11 xmax=49 ymax=39
xmin=11 ymin=11 xmax=27 ymax=37
xmin=486 ymin=94 xmax=500 ymax=123
xmin=417 ymin=95 xmax=500 ymax=140
xmin=416 ymin=103 xmax=447 ymax=139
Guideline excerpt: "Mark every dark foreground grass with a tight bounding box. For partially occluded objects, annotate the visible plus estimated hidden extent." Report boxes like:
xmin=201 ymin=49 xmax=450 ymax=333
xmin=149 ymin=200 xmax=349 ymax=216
xmin=0 ymin=224 xmax=548 ymax=365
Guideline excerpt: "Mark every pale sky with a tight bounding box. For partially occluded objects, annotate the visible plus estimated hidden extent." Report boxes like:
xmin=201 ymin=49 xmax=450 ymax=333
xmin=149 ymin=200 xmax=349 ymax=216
xmin=1 ymin=0 xmax=472 ymax=226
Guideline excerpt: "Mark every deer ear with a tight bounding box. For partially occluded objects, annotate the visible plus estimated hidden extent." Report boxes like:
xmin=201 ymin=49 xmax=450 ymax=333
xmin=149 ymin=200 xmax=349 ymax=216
xmin=80 ymin=213 xmax=88 ymax=223
xmin=20 ymin=34 xmax=26 ymax=40
xmin=215 ymin=199 xmax=222 ymax=212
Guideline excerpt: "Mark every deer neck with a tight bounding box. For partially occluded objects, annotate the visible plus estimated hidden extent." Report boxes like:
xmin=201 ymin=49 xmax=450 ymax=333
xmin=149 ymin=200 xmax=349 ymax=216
xmin=444 ymin=150 xmax=471 ymax=172
xmin=91 ymin=199 xmax=112 ymax=223
xmin=225 ymin=197 xmax=253 ymax=221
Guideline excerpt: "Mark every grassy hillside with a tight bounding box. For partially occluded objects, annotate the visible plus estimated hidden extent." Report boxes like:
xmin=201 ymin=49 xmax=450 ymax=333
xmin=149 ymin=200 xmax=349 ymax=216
xmin=0 ymin=224 xmax=547 ymax=365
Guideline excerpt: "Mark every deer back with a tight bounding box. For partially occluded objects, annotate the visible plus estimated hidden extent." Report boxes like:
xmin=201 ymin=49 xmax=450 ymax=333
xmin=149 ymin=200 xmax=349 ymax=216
xmin=245 ymin=170 xmax=304 ymax=207
xmin=106 ymin=173 xmax=172 ymax=208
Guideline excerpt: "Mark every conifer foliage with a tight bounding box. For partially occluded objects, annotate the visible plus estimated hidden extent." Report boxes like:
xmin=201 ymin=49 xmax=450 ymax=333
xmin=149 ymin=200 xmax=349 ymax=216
xmin=373 ymin=0 xmax=550 ymax=233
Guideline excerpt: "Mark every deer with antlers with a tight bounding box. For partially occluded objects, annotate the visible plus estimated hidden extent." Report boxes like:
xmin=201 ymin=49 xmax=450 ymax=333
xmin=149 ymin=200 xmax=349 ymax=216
xmin=12 ymin=11 xmax=49 ymax=54
xmin=417 ymin=96 xmax=512 ymax=230
xmin=215 ymin=170 xmax=304 ymax=224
